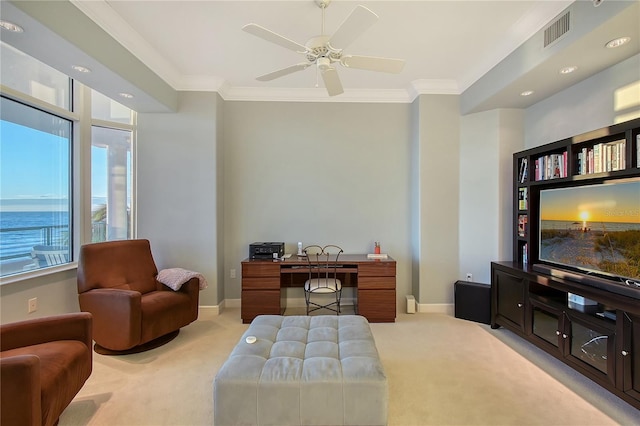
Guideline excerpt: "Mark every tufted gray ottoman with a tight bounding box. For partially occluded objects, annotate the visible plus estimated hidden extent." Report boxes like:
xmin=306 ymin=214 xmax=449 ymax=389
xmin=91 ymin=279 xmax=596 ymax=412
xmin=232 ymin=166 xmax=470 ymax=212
xmin=214 ymin=315 xmax=388 ymax=426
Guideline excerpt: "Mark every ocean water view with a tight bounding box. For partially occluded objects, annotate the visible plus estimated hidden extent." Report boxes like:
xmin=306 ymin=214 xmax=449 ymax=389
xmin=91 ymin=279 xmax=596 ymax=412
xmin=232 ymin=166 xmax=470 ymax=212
xmin=0 ymin=211 xmax=69 ymax=260
xmin=541 ymin=220 xmax=640 ymax=232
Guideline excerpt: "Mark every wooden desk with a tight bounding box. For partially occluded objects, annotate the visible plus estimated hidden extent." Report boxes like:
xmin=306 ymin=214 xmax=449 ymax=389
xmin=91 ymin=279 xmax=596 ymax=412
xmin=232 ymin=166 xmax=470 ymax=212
xmin=241 ymin=254 xmax=396 ymax=323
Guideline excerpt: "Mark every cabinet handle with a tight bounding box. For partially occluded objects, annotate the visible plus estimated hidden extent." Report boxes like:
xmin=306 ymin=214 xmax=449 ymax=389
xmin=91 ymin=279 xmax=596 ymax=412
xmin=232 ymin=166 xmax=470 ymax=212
xmin=517 ymin=303 xmax=523 ymax=308
xmin=622 ymin=350 xmax=630 ymax=356
xmin=562 ymin=334 xmax=568 ymax=339
xmin=555 ymin=331 xmax=560 ymax=336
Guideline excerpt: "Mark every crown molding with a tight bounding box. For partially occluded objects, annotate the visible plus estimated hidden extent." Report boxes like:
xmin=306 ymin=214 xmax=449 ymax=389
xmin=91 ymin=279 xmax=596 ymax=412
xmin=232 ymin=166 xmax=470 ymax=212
xmin=216 ymin=85 xmax=413 ymax=103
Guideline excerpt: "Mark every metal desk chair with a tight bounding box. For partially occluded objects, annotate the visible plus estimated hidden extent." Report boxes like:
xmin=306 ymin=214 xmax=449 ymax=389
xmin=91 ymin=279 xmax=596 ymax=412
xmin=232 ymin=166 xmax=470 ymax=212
xmin=303 ymin=244 xmax=344 ymax=315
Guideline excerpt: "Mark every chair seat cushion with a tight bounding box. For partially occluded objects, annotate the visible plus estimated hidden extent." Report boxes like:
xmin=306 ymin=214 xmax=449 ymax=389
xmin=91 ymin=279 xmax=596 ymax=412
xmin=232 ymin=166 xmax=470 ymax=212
xmin=304 ymin=278 xmax=342 ymax=292
xmin=1 ymin=340 xmax=91 ymax=426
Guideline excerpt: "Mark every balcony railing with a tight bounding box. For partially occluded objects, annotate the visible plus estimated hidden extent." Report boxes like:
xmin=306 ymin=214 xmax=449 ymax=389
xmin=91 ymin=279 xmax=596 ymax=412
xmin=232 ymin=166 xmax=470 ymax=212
xmin=0 ymin=222 xmax=106 ymax=276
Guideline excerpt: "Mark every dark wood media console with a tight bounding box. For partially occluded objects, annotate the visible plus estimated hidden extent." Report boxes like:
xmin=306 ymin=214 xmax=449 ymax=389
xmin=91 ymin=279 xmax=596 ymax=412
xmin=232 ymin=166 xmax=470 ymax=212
xmin=491 ymin=261 xmax=640 ymax=409
xmin=493 ymin=118 xmax=640 ymax=410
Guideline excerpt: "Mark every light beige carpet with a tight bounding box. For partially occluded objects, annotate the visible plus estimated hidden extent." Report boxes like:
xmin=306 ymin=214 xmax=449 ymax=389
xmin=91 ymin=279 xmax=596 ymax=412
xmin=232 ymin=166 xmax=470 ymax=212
xmin=59 ymin=308 xmax=639 ymax=425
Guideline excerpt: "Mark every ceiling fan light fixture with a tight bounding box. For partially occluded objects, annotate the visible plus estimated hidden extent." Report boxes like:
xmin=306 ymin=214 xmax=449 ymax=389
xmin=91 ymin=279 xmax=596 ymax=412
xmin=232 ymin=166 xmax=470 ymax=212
xmin=317 ymin=57 xmax=331 ymax=72
xmin=243 ymin=1 xmax=404 ymax=96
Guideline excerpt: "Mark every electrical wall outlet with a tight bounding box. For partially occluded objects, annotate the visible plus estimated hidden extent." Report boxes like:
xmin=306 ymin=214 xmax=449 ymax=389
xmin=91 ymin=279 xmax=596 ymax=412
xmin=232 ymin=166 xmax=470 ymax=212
xmin=466 ymin=273 xmax=473 ymax=282
xmin=28 ymin=297 xmax=38 ymax=313
xmin=230 ymin=268 xmax=236 ymax=279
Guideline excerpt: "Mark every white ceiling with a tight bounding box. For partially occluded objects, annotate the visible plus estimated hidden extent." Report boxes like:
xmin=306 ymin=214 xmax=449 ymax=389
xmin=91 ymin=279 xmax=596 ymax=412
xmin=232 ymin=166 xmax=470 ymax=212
xmin=72 ymin=0 xmax=574 ymax=96
xmin=3 ymin=0 xmax=639 ymax=109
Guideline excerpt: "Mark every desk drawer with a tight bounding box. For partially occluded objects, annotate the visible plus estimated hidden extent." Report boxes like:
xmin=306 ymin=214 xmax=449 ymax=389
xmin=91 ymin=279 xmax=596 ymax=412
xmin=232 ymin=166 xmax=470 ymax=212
xmin=242 ymin=290 xmax=281 ymax=323
xmin=242 ymin=277 xmax=280 ymax=290
xmin=358 ymin=262 xmax=396 ymax=277
xmin=358 ymin=289 xmax=396 ymax=322
xmin=242 ymin=262 xmax=280 ymax=277
xmin=359 ymin=276 xmax=395 ymax=290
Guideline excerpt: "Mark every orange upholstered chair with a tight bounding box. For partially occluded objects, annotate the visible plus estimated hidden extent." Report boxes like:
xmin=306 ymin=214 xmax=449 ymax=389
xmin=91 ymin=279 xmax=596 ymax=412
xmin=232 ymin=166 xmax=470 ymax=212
xmin=77 ymin=239 xmax=200 ymax=354
xmin=0 ymin=312 xmax=93 ymax=426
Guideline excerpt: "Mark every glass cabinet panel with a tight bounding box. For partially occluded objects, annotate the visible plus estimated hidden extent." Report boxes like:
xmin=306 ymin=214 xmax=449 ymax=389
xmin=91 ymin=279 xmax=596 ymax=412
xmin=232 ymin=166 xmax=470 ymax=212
xmin=569 ymin=318 xmax=612 ymax=376
xmin=533 ymin=306 xmax=560 ymax=348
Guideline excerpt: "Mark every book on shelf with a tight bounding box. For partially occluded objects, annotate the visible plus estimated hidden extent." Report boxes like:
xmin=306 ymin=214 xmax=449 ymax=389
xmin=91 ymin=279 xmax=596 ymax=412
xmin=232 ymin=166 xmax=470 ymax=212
xmin=518 ymin=158 xmax=528 ymax=183
xmin=638 ymin=135 xmax=640 ymax=168
xmin=518 ymin=187 xmax=528 ymax=210
xmin=518 ymin=214 xmax=527 ymax=237
xmin=522 ymin=243 xmax=528 ymax=265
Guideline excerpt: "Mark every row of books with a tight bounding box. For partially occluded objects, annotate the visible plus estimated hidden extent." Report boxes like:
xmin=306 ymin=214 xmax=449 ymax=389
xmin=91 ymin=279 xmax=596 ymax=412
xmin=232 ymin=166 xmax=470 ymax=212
xmin=518 ymin=214 xmax=527 ymax=237
xmin=576 ymin=139 xmax=626 ymax=175
xmin=534 ymin=152 xmax=567 ymax=181
xmin=518 ymin=187 xmax=528 ymax=210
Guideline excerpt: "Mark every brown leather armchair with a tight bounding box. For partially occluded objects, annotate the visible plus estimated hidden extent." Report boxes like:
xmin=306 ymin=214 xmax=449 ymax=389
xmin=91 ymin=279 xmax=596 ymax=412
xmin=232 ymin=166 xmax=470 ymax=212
xmin=0 ymin=312 xmax=93 ymax=426
xmin=77 ymin=239 xmax=199 ymax=354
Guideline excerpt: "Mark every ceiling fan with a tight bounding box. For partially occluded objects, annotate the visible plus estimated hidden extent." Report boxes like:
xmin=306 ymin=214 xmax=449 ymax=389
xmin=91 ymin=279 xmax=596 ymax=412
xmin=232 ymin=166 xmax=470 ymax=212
xmin=242 ymin=0 xmax=405 ymax=96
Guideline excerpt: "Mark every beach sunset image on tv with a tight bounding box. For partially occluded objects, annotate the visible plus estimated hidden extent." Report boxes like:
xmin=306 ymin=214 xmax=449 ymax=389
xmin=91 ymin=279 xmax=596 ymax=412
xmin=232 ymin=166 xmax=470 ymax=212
xmin=539 ymin=179 xmax=640 ymax=281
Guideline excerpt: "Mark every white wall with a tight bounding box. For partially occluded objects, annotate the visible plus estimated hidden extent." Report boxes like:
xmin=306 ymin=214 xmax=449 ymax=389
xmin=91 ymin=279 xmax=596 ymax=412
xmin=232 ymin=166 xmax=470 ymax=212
xmin=458 ymin=109 xmax=523 ymax=285
xmin=525 ymin=54 xmax=640 ymax=148
xmin=416 ymin=95 xmax=461 ymax=307
xmin=137 ymin=91 xmax=222 ymax=306
xmin=0 ymin=269 xmax=79 ymax=323
xmin=222 ymin=101 xmax=413 ymax=311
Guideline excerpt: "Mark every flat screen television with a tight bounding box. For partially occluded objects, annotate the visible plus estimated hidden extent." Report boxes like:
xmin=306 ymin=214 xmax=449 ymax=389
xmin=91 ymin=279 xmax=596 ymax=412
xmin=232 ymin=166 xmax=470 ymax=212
xmin=538 ymin=178 xmax=640 ymax=286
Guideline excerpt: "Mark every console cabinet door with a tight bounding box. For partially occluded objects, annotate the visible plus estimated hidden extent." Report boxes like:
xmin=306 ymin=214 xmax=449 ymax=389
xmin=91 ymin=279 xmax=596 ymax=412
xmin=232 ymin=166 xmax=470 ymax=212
xmin=564 ymin=310 xmax=616 ymax=387
xmin=622 ymin=313 xmax=640 ymax=402
xmin=492 ymin=267 xmax=526 ymax=332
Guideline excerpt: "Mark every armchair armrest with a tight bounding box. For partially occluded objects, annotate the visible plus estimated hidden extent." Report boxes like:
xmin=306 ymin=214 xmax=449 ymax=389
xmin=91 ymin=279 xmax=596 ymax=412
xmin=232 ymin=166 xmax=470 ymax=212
xmin=79 ymin=288 xmax=142 ymax=350
xmin=0 ymin=312 xmax=92 ymax=352
xmin=157 ymin=277 xmax=200 ymax=319
xmin=0 ymin=355 xmax=41 ymax=426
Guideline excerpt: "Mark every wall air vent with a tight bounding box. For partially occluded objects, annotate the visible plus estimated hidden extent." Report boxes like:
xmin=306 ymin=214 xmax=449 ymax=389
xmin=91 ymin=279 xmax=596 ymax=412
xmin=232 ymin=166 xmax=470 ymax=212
xmin=544 ymin=11 xmax=570 ymax=48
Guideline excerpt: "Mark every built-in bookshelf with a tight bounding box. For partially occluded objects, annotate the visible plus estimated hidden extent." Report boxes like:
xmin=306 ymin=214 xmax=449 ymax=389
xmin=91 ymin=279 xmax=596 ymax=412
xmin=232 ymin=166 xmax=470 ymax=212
xmin=512 ymin=118 xmax=640 ymax=266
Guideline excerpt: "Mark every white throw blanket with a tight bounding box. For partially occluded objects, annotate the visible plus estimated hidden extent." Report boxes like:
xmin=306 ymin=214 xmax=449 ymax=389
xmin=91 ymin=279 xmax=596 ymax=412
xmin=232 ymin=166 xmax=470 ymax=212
xmin=157 ymin=268 xmax=208 ymax=291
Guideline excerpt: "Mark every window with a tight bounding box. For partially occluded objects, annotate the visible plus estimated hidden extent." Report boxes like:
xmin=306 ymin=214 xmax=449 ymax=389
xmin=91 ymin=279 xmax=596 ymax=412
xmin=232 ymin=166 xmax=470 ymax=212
xmin=0 ymin=97 xmax=72 ymax=276
xmin=91 ymin=90 xmax=134 ymax=242
xmin=91 ymin=126 xmax=133 ymax=241
xmin=0 ymin=42 xmax=137 ymax=279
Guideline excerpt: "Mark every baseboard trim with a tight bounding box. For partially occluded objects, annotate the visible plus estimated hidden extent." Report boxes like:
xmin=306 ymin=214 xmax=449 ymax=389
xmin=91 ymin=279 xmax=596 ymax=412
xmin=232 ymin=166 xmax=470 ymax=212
xmin=209 ymin=300 xmax=454 ymax=316
xmin=417 ymin=303 xmax=454 ymax=315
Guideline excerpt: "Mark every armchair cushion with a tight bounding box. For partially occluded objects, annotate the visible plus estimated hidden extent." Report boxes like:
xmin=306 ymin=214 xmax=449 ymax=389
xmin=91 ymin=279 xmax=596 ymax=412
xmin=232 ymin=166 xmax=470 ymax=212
xmin=1 ymin=313 xmax=92 ymax=426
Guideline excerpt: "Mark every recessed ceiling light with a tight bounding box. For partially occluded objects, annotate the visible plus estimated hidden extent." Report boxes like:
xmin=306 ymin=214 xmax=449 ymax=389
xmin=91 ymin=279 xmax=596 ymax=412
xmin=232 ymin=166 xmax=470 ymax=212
xmin=72 ymin=65 xmax=91 ymax=73
xmin=560 ymin=66 xmax=577 ymax=74
xmin=0 ymin=20 xmax=24 ymax=33
xmin=119 ymin=92 xmax=134 ymax=99
xmin=605 ymin=37 xmax=630 ymax=49
xmin=521 ymin=90 xmax=534 ymax=97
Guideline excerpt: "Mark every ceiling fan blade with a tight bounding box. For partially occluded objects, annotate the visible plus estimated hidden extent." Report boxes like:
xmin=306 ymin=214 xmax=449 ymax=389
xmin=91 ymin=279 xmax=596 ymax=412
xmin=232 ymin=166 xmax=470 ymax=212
xmin=342 ymin=55 xmax=405 ymax=74
xmin=256 ymin=63 xmax=311 ymax=81
xmin=321 ymin=67 xmax=344 ymax=97
xmin=242 ymin=23 xmax=307 ymax=53
xmin=328 ymin=5 xmax=378 ymax=50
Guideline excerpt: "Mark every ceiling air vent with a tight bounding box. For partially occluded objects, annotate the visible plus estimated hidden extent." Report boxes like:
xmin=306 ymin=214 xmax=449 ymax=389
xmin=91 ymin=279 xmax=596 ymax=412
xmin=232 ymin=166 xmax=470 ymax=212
xmin=544 ymin=11 xmax=570 ymax=48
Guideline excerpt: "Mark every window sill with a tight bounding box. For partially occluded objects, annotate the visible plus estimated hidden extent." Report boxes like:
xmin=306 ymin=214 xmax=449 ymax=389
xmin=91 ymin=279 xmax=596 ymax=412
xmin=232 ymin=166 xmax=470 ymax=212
xmin=0 ymin=262 xmax=78 ymax=286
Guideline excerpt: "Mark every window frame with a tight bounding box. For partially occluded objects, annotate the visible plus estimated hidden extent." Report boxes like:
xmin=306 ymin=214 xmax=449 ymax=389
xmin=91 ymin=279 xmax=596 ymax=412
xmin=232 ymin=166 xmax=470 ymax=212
xmin=0 ymin=74 xmax=136 ymax=284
